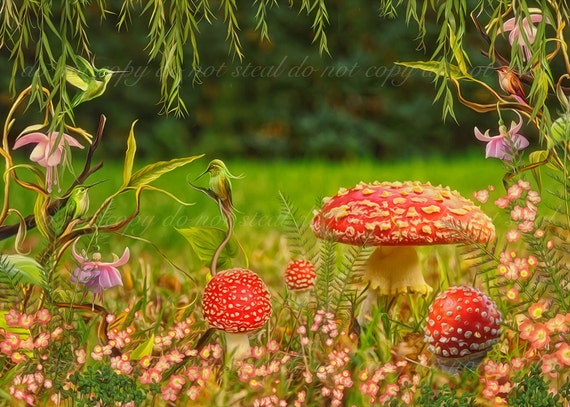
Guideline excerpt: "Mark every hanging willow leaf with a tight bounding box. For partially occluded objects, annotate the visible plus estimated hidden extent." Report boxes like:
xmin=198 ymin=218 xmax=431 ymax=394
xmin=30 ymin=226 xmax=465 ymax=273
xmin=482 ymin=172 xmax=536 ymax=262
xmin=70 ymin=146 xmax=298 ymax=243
xmin=122 ymin=120 xmax=138 ymax=188
xmin=395 ymin=60 xmax=472 ymax=81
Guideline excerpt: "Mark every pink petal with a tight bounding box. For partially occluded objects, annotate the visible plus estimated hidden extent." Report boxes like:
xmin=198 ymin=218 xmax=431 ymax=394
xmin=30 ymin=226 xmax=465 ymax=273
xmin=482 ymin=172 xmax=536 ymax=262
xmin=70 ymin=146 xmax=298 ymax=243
xmin=13 ymin=133 xmax=48 ymax=149
xmin=62 ymin=134 xmax=84 ymax=149
xmin=512 ymin=134 xmax=530 ymax=150
xmin=528 ymin=14 xmax=544 ymax=24
xmin=98 ymin=267 xmax=123 ymax=289
xmin=71 ymin=239 xmax=87 ymax=263
xmin=486 ymin=138 xmax=507 ymax=159
xmin=107 ymin=248 xmax=130 ymax=268
xmin=29 ymin=144 xmax=49 ymax=165
xmin=474 ymin=127 xmax=493 ymax=142
xmin=45 ymin=147 xmax=64 ymax=167
xmin=509 ymin=112 xmax=524 ymax=133
xmin=498 ymin=17 xmax=517 ymax=33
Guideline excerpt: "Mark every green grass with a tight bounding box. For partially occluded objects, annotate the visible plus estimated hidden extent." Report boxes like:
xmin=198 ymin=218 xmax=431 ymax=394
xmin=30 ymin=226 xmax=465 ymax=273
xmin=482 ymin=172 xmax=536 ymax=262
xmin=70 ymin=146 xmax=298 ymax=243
xmin=0 ymin=152 xmax=516 ymax=264
xmin=116 ymin=152 xmax=506 ymax=246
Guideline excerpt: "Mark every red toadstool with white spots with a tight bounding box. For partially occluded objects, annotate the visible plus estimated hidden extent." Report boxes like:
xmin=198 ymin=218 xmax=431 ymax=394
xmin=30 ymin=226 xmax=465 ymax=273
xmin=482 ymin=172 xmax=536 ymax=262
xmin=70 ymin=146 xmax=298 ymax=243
xmin=202 ymin=268 xmax=272 ymax=360
xmin=284 ymin=259 xmax=317 ymax=303
xmin=424 ymin=285 xmax=502 ymax=373
xmin=311 ymin=181 xmax=495 ymax=326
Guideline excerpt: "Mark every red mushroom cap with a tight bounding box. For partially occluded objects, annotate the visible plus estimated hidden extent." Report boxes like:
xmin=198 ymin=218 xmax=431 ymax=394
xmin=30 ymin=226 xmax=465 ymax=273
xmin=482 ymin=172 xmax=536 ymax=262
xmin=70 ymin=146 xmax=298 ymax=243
xmin=284 ymin=259 xmax=316 ymax=291
xmin=424 ymin=286 xmax=502 ymax=371
xmin=202 ymin=268 xmax=272 ymax=333
xmin=312 ymin=181 xmax=495 ymax=246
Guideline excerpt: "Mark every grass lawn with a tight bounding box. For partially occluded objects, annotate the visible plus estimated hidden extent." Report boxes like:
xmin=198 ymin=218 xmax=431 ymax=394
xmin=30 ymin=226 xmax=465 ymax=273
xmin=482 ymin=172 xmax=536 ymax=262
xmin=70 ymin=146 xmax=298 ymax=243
xmin=91 ymin=152 xmax=508 ymax=248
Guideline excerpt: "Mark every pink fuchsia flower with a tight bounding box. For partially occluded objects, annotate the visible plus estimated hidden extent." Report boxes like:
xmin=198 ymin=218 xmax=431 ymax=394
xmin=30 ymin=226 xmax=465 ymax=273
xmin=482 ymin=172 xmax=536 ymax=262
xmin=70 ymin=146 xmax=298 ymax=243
xmin=498 ymin=13 xmax=549 ymax=62
xmin=13 ymin=131 xmax=84 ymax=192
xmin=475 ymin=112 xmax=529 ymax=160
xmin=71 ymin=240 xmax=129 ymax=299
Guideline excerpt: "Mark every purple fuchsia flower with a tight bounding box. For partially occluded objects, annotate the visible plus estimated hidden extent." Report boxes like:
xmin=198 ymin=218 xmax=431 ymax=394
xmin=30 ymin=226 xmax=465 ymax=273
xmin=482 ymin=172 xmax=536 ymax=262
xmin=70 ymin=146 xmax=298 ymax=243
xmin=498 ymin=12 xmax=550 ymax=62
xmin=474 ymin=111 xmax=529 ymax=160
xmin=71 ymin=240 xmax=130 ymax=299
xmin=13 ymin=131 xmax=84 ymax=192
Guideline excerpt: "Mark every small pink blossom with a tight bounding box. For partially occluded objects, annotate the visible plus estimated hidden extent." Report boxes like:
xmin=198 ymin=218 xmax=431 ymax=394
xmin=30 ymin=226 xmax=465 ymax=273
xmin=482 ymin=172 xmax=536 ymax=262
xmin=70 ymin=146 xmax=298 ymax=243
xmin=474 ymin=189 xmax=489 ymax=203
xmin=507 ymin=183 xmax=523 ymax=200
xmin=13 ymin=131 xmax=84 ymax=192
xmin=35 ymin=309 xmax=51 ymax=324
xmin=494 ymin=197 xmax=510 ymax=208
xmin=506 ymin=287 xmax=519 ymax=302
xmin=506 ymin=229 xmax=521 ymax=242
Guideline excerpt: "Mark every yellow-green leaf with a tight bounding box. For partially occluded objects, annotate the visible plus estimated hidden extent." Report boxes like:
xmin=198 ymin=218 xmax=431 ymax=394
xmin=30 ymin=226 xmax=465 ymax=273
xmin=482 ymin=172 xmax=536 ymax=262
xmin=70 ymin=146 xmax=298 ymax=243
xmin=2 ymin=254 xmax=47 ymax=288
xmin=126 ymin=154 xmax=204 ymax=189
xmin=395 ymin=60 xmax=472 ymax=81
xmin=548 ymin=114 xmax=570 ymax=150
xmin=177 ymin=226 xmax=238 ymax=269
xmin=129 ymin=334 xmax=155 ymax=361
xmin=122 ymin=120 xmax=138 ymax=188
xmin=528 ymin=150 xmax=548 ymax=191
xmin=34 ymin=194 xmax=51 ymax=239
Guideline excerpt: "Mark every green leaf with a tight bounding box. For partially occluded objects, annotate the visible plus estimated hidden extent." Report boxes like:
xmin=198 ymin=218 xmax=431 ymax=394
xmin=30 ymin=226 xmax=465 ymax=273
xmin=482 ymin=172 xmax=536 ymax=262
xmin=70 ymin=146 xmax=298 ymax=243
xmin=395 ymin=60 xmax=472 ymax=81
xmin=122 ymin=120 xmax=138 ymax=188
xmin=177 ymin=226 xmax=238 ymax=269
xmin=126 ymin=154 xmax=204 ymax=189
xmin=2 ymin=254 xmax=47 ymax=288
xmin=548 ymin=114 xmax=570 ymax=150
xmin=528 ymin=150 xmax=547 ymax=191
xmin=129 ymin=334 xmax=155 ymax=361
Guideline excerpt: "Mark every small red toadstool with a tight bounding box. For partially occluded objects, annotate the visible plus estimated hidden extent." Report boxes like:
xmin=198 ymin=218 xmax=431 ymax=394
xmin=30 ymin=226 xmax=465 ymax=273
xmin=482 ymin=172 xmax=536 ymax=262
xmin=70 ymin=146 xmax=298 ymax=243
xmin=424 ymin=285 xmax=502 ymax=374
xmin=202 ymin=268 xmax=272 ymax=360
xmin=311 ymin=181 xmax=495 ymax=325
xmin=284 ymin=259 xmax=316 ymax=303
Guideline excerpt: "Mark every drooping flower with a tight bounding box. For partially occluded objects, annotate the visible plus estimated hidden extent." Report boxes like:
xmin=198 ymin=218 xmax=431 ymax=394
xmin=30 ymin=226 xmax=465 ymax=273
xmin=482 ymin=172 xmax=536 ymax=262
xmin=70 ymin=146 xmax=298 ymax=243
xmin=474 ymin=111 xmax=529 ymax=160
xmin=13 ymin=131 xmax=84 ymax=192
xmin=498 ymin=12 xmax=549 ymax=61
xmin=71 ymin=240 xmax=129 ymax=298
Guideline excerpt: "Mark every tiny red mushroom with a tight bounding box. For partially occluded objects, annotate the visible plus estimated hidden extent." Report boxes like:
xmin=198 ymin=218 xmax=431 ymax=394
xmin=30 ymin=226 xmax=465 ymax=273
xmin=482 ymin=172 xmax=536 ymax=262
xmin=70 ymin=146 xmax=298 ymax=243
xmin=284 ymin=259 xmax=317 ymax=303
xmin=311 ymin=181 xmax=495 ymax=326
xmin=424 ymin=286 xmax=502 ymax=374
xmin=202 ymin=268 xmax=272 ymax=360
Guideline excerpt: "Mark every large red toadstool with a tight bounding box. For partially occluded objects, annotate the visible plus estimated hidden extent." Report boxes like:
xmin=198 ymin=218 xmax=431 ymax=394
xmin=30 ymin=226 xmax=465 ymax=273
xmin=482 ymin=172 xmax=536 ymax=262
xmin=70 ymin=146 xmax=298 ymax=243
xmin=202 ymin=268 xmax=272 ymax=360
xmin=424 ymin=286 xmax=502 ymax=373
xmin=311 ymin=181 xmax=495 ymax=325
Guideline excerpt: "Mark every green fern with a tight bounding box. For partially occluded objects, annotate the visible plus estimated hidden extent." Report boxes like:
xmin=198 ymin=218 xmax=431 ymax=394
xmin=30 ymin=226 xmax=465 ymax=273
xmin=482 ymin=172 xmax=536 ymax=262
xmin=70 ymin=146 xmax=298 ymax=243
xmin=278 ymin=192 xmax=318 ymax=262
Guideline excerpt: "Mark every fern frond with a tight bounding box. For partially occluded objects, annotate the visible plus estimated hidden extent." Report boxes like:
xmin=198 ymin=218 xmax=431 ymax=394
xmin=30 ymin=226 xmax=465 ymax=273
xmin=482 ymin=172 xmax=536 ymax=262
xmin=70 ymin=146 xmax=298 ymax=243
xmin=0 ymin=255 xmax=25 ymax=306
xmin=314 ymin=238 xmax=336 ymax=311
xmin=278 ymin=191 xmax=318 ymax=262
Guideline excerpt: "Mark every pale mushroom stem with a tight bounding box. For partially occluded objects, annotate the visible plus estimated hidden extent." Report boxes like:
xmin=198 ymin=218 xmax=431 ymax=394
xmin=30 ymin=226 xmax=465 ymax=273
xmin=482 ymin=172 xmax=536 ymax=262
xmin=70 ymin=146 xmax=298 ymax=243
xmin=224 ymin=332 xmax=252 ymax=360
xmin=357 ymin=246 xmax=433 ymax=325
xmin=292 ymin=289 xmax=311 ymax=305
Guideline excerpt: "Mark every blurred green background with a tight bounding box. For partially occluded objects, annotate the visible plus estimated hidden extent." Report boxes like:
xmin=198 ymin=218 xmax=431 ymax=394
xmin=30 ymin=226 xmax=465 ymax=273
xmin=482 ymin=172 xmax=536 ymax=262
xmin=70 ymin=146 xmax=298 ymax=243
xmin=0 ymin=2 xmax=512 ymax=161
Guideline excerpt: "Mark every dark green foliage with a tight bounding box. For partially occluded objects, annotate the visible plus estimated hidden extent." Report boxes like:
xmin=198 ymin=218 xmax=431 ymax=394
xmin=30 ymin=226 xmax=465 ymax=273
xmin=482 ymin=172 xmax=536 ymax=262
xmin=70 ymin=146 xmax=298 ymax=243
xmin=508 ymin=364 xmax=570 ymax=407
xmin=416 ymin=383 xmax=476 ymax=406
xmin=62 ymin=364 xmax=148 ymax=407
